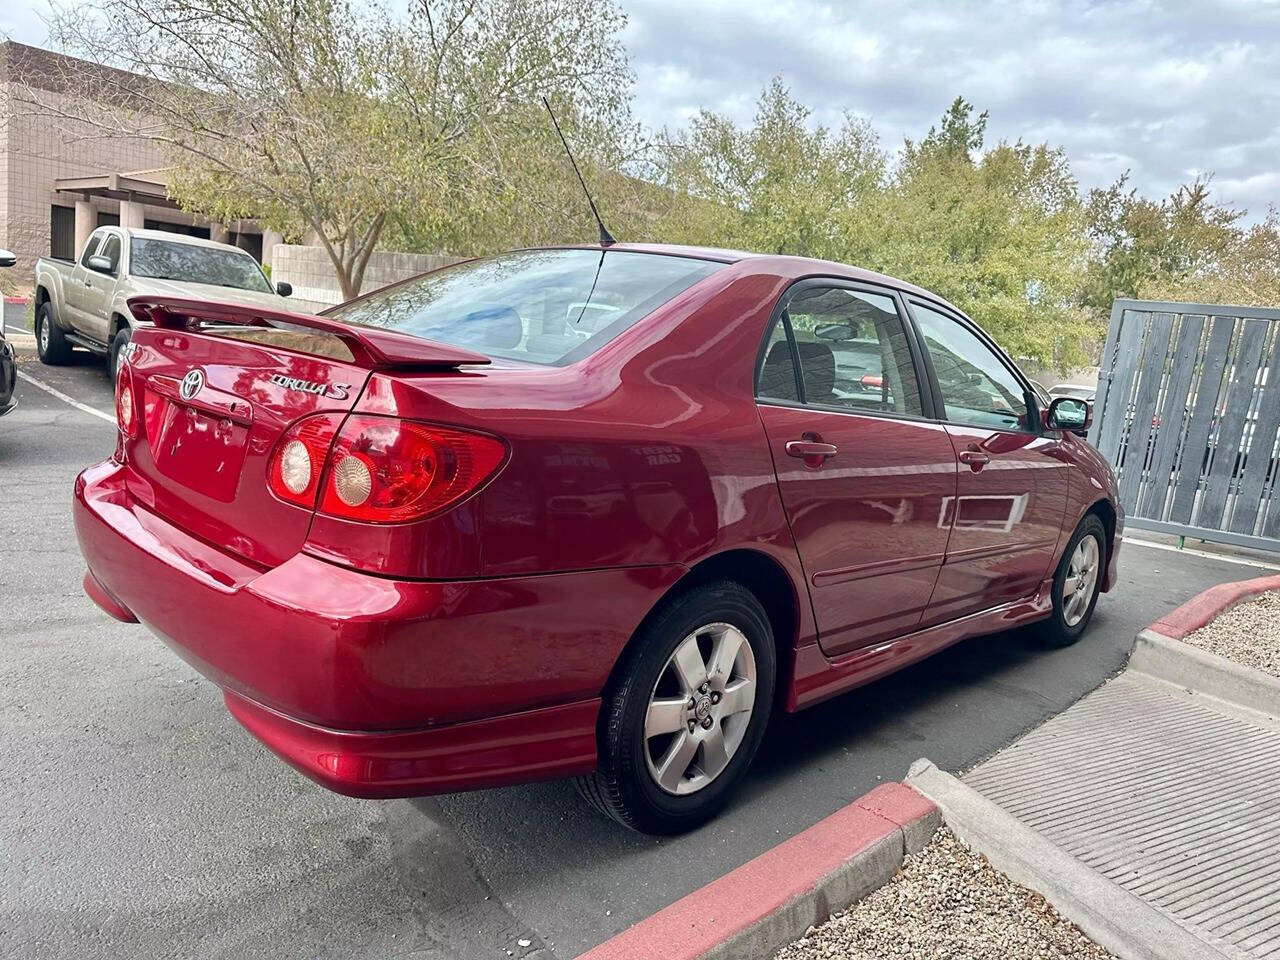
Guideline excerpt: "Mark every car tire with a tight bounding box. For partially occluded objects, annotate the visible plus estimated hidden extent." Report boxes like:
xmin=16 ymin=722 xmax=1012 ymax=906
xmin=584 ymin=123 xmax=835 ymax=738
xmin=108 ymin=326 xmax=132 ymax=382
xmin=35 ymin=302 xmax=73 ymax=365
xmin=577 ymin=580 xmax=776 ymax=834
xmin=1040 ymin=513 xmax=1107 ymax=648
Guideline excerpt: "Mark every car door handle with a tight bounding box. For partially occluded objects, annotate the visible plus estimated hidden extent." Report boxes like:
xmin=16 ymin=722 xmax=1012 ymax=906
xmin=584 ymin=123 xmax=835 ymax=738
xmin=958 ymin=448 xmax=990 ymax=468
xmin=786 ymin=440 xmax=838 ymax=461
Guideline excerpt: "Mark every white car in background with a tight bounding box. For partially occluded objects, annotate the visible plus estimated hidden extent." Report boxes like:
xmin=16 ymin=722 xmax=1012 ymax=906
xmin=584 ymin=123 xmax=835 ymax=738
xmin=34 ymin=227 xmax=294 ymax=378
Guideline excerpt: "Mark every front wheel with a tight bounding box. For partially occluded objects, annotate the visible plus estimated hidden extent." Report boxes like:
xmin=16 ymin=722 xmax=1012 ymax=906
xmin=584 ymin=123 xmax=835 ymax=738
xmin=577 ymin=581 xmax=776 ymax=834
xmin=1041 ymin=514 xmax=1107 ymax=647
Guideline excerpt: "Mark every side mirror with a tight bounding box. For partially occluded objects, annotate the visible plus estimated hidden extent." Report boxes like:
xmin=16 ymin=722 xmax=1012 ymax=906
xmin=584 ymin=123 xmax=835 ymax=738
xmin=0 ymin=249 xmax=15 ymax=268
xmin=1047 ymin=396 xmax=1092 ymax=432
xmin=275 ymin=281 xmax=293 ymax=297
xmin=86 ymin=254 xmax=114 ymax=274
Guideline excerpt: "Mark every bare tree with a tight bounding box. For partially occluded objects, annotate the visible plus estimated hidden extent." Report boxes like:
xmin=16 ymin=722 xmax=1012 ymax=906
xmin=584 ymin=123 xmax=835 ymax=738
xmin=22 ymin=0 xmax=632 ymax=299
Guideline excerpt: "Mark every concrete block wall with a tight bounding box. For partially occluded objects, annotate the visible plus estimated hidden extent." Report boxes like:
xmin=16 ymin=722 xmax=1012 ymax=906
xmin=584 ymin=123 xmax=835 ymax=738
xmin=271 ymin=244 xmax=464 ymax=308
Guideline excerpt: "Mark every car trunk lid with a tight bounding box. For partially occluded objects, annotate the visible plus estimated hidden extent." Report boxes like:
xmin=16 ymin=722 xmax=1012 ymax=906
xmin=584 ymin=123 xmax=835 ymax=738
xmin=119 ymin=297 xmax=490 ymax=568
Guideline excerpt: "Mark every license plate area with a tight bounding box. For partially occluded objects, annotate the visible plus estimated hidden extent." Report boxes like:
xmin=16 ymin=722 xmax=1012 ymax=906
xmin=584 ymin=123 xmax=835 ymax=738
xmin=147 ymin=393 xmax=249 ymax=502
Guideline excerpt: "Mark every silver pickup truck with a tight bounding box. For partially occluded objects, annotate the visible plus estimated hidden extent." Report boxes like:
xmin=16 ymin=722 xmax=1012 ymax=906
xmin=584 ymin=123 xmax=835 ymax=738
xmin=34 ymin=226 xmax=294 ymax=378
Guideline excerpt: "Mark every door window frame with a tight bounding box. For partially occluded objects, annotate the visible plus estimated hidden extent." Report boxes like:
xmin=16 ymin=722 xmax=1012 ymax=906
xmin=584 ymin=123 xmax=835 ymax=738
xmin=754 ymin=277 xmax=941 ymax=423
xmin=904 ymin=297 xmax=1043 ymax=436
xmin=95 ymin=229 xmax=123 ymax=278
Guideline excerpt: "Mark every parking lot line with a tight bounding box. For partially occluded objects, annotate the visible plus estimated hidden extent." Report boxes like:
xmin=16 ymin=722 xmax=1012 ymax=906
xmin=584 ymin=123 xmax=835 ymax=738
xmin=1123 ymin=535 xmax=1280 ymax=572
xmin=16 ymin=370 xmax=115 ymax=424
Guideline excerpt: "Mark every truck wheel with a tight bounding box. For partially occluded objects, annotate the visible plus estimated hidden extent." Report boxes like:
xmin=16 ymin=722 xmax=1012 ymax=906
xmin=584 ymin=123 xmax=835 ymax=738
xmin=108 ymin=326 xmax=132 ymax=382
xmin=577 ymin=580 xmax=776 ymax=834
xmin=36 ymin=302 xmax=73 ymax=365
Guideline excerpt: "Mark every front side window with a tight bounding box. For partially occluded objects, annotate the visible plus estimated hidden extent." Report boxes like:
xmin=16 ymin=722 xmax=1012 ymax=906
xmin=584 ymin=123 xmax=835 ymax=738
xmin=762 ymin=285 xmax=924 ymax=416
xmin=79 ymin=230 xmax=105 ymax=267
xmin=129 ymin=238 xmax=273 ymax=293
xmin=327 ymin=249 xmax=725 ymax=366
xmin=911 ymin=301 xmax=1029 ymax=431
xmin=97 ymin=234 xmax=122 ymax=274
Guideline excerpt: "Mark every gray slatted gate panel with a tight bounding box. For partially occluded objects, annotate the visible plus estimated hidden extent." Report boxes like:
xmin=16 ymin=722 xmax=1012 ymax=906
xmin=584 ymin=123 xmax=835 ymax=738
xmin=1169 ymin=316 xmax=1235 ymax=525
xmin=1233 ymin=331 xmax=1280 ymax=536
xmin=1137 ymin=314 xmax=1205 ymax=520
xmin=1095 ymin=310 xmax=1149 ymax=466
xmin=1118 ymin=312 xmax=1173 ymax=510
xmin=1199 ymin=319 xmax=1268 ymax=529
xmin=1093 ymin=298 xmax=1280 ymax=555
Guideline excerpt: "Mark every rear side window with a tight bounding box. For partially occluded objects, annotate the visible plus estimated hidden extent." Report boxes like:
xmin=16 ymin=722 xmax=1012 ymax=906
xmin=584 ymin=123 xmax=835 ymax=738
xmin=757 ymin=284 xmax=924 ymax=417
xmin=326 ymin=249 xmax=725 ymax=366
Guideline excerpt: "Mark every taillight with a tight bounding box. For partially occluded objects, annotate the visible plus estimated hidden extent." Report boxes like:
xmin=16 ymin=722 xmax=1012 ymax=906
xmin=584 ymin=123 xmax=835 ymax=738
xmin=267 ymin=414 xmax=507 ymax=522
xmin=267 ymin=413 xmax=343 ymax=508
xmin=115 ymin=362 xmax=136 ymax=437
xmin=319 ymin=416 xmax=506 ymax=523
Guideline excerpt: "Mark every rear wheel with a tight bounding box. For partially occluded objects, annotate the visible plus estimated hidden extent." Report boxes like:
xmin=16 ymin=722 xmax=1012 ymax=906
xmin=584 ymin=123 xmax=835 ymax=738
xmin=577 ymin=581 xmax=775 ymax=834
xmin=36 ymin=302 xmax=73 ymax=365
xmin=1041 ymin=514 xmax=1106 ymax=647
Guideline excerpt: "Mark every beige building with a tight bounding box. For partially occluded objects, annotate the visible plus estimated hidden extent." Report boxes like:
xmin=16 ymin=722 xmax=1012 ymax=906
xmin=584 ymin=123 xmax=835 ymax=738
xmin=0 ymin=41 xmax=282 ymax=289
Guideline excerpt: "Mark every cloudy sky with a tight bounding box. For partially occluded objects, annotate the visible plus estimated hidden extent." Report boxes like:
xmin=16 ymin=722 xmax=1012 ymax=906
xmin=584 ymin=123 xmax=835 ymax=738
xmin=6 ymin=0 xmax=1280 ymax=218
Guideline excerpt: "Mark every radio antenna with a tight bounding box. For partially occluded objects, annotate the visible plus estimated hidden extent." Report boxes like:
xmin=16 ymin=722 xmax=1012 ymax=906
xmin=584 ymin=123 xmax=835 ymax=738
xmin=542 ymin=96 xmax=615 ymax=247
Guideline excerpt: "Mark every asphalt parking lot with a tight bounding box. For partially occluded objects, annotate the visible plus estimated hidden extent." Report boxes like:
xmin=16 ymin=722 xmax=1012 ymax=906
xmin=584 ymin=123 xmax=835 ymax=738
xmin=4 ymin=347 xmax=1275 ymax=960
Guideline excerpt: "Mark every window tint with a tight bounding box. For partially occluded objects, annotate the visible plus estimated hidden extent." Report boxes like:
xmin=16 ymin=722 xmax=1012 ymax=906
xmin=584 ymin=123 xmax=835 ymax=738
xmin=79 ymin=230 xmax=104 ymax=266
xmin=327 ymin=249 xmax=724 ymax=366
xmin=97 ymin=234 xmax=121 ymax=274
xmin=757 ymin=314 xmax=799 ymax=401
xmin=130 ymin=238 xmax=273 ymax=293
xmin=911 ymin=302 xmax=1028 ymax=431
xmin=784 ymin=287 xmax=923 ymax=416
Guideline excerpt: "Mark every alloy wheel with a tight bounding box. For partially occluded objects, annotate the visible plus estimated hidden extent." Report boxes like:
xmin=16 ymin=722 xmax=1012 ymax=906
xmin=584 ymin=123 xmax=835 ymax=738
xmin=1062 ymin=533 xmax=1100 ymax=627
xmin=643 ymin=622 xmax=756 ymax=796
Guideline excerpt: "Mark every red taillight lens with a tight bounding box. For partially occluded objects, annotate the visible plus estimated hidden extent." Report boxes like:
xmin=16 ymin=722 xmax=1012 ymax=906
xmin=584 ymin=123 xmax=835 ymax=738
xmin=318 ymin=416 xmax=506 ymax=523
xmin=115 ymin=362 xmax=136 ymax=437
xmin=267 ymin=413 xmax=343 ymax=508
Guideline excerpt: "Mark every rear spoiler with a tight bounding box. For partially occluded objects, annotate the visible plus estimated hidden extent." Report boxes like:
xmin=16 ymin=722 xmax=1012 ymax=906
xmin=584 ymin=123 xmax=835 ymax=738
xmin=127 ymin=296 xmax=491 ymax=369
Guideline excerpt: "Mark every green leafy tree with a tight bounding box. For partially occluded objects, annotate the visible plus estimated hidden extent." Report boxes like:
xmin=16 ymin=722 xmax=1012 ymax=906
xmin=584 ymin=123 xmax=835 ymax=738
xmin=1080 ymin=175 xmax=1244 ymax=314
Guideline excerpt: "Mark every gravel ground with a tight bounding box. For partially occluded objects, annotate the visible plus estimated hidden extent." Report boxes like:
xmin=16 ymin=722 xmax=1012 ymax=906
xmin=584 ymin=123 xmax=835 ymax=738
xmin=1181 ymin=590 xmax=1280 ymax=677
xmin=774 ymin=828 xmax=1115 ymax=960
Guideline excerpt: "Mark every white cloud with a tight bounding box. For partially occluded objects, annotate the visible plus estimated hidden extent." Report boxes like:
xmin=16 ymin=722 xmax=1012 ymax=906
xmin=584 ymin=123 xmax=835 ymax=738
xmin=620 ymin=0 xmax=1280 ymax=218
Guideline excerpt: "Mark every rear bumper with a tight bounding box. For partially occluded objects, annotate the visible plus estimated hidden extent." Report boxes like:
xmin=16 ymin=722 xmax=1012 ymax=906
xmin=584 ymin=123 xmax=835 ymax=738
xmin=74 ymin=458 xmax=683 ymax=796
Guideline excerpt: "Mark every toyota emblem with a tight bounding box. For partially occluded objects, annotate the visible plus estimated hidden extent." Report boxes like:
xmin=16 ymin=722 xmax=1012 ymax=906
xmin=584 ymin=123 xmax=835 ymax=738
xmin=180 ymin=369 xmax=205 ymax=401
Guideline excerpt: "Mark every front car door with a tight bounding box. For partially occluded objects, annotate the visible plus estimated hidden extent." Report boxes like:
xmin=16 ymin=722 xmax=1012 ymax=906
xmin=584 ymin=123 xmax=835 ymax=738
xmin=908 ymin=300 xmax=1069 ymax=624
xmin=756 ymin=282 xmax=958 ymax=658
xmin=64 ymin=228 xmax=106 ymax=335
xmin=77 ymin=229 xmax=122 ymax=343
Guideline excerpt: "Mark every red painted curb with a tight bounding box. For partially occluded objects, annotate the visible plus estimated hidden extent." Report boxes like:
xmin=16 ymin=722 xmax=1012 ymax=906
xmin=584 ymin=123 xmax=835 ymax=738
xmin=1149 ymin=573 xmax=1280 ymax=640
xmin=577 ymin=782 xmax=935 ymax=960
xmin=3 ymin=296 xmax=29 ymax=305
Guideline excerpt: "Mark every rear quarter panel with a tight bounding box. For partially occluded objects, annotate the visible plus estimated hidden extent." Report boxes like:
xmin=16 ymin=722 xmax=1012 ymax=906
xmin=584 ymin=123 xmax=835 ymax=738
xmin=306 ymin=263 xmax=817 ymax=638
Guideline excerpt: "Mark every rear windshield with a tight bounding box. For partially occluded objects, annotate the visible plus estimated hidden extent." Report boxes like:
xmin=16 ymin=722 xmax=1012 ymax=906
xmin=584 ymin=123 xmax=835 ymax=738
xmin=324 ymin=249 xmax=726 ymax=365
xmin=130 ymin=238 xmax=274 ymax=293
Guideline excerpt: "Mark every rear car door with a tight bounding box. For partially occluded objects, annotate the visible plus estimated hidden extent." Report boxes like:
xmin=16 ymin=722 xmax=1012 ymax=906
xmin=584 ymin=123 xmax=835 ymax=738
xmin=756 ymin=282 xmax=957 ymax=657
xmin=908 ymin=300 xmax=1069 ymax=624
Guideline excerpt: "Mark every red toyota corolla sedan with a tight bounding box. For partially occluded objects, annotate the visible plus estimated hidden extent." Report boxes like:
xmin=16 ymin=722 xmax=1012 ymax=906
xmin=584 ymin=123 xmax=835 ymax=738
xmin=75 ymin=244 xmax=1121 ymax=834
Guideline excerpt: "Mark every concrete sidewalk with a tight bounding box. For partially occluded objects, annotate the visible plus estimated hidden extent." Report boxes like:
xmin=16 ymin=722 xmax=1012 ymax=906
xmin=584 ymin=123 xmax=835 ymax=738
xmin=964 ymin=666 xmax=1280 ymax=959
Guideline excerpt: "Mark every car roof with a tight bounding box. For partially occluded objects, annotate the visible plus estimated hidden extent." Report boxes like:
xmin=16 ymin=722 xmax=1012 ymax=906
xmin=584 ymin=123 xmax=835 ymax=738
xmin=122 ymin=227 xmax=257 ymax=255
xmin=553 ymin=242 xmax=967 ymax=317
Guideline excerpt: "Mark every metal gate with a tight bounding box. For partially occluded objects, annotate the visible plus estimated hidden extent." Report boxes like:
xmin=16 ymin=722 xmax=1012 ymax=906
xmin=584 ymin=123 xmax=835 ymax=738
xmin=1090 ymin=297 xmax=1280 ymax=553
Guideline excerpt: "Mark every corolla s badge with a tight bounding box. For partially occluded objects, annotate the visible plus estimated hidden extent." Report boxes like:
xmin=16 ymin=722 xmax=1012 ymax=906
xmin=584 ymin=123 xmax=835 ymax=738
xmin=269 ymin=373 xmax=351 ymax=401
xmin=180 ymin=369 xmax=204 ymax=400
